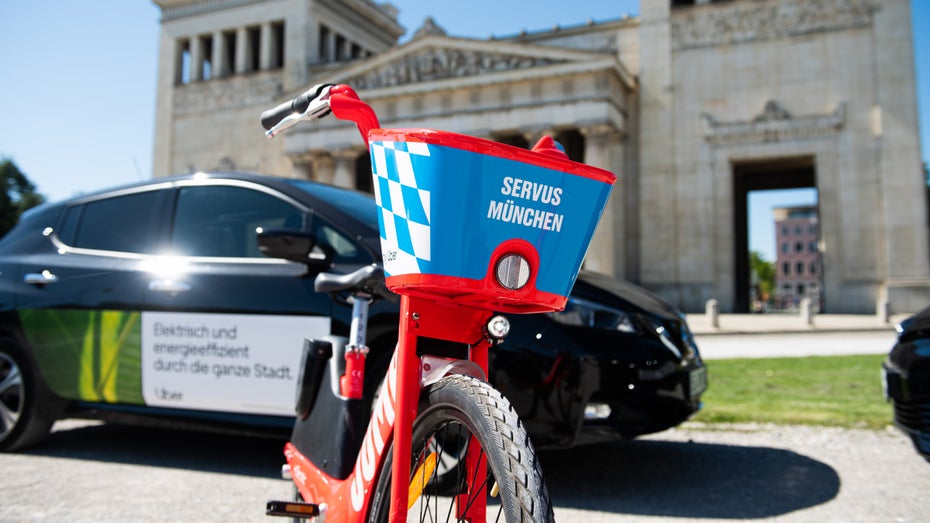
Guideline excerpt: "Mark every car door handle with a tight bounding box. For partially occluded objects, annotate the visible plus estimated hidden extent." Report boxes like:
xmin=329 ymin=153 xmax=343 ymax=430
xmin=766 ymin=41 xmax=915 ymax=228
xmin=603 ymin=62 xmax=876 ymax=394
xmin=148 ymin=279 xmax=191 ymax=293
xmin=23 ymin=271 xmax=58 ymax=285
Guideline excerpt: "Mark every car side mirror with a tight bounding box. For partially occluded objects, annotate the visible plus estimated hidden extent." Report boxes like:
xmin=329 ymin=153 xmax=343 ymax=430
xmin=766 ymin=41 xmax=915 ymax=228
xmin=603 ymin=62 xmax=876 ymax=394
xmin=257 ymin=229 xmax=332 ymax=267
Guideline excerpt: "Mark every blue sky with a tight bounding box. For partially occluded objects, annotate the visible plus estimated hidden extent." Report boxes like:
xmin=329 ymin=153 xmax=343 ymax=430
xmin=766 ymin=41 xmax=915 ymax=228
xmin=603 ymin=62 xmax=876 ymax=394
xmin=0 ymin=1 xmax=925 ymax=262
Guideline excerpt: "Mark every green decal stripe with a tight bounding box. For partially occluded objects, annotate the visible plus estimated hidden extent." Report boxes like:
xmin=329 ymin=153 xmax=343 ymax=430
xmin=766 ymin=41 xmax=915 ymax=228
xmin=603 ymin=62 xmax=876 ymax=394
xmin=21 ymin=309 xmax=144 ymax=404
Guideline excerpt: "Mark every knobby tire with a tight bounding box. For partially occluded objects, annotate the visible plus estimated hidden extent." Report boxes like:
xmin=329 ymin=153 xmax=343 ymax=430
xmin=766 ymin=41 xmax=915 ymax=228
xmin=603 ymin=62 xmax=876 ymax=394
xmin=368 ymin=374 xmax=554 ymax=523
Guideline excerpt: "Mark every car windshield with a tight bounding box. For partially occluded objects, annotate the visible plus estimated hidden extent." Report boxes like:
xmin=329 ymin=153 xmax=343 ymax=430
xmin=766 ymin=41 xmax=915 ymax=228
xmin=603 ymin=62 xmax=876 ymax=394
xmin=284 ymin=180 xmax=379 ymax=229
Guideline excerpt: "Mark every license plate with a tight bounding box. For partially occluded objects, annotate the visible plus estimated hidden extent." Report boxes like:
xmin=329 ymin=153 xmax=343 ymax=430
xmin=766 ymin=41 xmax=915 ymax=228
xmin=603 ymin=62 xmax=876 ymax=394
xmin=689 ymin=366 xmax=708 ymax=398
xmin=881 ymin=369 xmax=889 ymax=401
xmin=882 ymin=365 xmax=904 ymax=401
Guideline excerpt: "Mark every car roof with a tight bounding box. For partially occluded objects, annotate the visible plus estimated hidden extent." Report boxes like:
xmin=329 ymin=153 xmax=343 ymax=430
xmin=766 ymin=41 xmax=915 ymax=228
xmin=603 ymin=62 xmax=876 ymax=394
xmin=24 ymin=171 xmax=382 ymax=253
xmin=52 ymin=172 xmax=319 ymax=203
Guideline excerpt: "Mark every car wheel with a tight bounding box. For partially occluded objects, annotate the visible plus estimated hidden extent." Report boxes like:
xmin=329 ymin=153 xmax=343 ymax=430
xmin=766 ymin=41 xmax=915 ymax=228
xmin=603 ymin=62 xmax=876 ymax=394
xmin=0 ymin=340 xmax=59 ymax=451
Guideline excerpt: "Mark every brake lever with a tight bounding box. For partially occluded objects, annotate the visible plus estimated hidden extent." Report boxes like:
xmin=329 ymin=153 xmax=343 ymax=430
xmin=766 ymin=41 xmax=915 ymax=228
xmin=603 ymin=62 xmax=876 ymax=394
xmin=265 ymin=84 xmax=334 ymax=139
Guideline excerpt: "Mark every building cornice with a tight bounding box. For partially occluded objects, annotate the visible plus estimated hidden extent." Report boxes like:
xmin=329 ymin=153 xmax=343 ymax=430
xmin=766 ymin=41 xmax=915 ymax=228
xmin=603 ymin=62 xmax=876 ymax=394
xmin=316 ymin=0 xmax=404 ymax=40
xmin=324 ymin=34 xmax=635 ymax=93
xmin=154 ymin=0 xmax=402 ymax=34
xmin=671 ymin=0 xmax=876 ymax=50
xmin=153 ymin=0 xmax=267 ymax=20
xmin=497 ymin=16 xmax=639 ymax=44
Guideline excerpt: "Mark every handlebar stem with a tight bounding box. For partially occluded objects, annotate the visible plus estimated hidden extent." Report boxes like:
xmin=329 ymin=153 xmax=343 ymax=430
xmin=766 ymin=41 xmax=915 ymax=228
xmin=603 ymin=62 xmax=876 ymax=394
xmin=328 ymin=84 xmax=380 ymax=147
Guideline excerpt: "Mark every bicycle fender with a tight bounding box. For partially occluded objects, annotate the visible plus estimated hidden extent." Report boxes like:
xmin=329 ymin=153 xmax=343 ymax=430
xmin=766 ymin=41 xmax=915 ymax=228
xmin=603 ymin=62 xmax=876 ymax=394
xmin=419 ymin=355 xmax=486 ymax=388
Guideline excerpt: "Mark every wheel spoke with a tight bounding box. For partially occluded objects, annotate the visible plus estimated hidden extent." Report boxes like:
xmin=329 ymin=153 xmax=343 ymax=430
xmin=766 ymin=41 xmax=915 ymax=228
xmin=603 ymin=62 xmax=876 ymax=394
xmin=376 ymin=376 xmax=552 ymax=523
xmin=0 ymin=400 xmax=19 ymax=432
xmin=0 ymin=356 xmax=24 ymax=435
xmin=0 ymin=362 xmax=22 ymax=396
xmin=411 ymin=422 xmax=502 ymax=523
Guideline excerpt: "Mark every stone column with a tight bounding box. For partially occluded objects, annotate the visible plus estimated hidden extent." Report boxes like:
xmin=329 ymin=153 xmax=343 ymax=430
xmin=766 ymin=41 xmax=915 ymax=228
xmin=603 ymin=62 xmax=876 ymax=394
xmin=638 ymin=1 xmax=677 ymax=299
xmin=173 ymin=38 xmax=186 ymax=84
xmin=340 ymin=37 xmax=352 ymax=62
xmin=190 ymin=35 xmax=203 ymax=82
xmin=154 ymin=30 xmax=179 ymax=177
xmin=311 ymin=153 xmax=335 ymax=185
xmin=580 ymin=125 xmax=626 ymax=279
xmin=874 ymin=0 xmax=930 ymax=311
xmin=211 ymin=32 xmax=225 ymax=78
xmin=260 ymin=22 xmax=273 ymax=71
xmin=305 ymin=21 xmax=321 ymax=67
xmin=292 ymin=157 xmax=314 ymax=181
xmin=235 ymin=27 xmax=248 ymax=74
xmin=326 ymin=30 xmax=337 ymax=63
xmin=285 ymin=12 xmax=309 ymax=89
xmin=332 ymin=149 xmax=359 ymax=189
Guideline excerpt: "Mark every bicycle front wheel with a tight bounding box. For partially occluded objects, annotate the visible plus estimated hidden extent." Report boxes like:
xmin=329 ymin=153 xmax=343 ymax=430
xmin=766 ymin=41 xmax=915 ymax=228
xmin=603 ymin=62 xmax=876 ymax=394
xmin=369 ymin=374 xmax=554 ymax=523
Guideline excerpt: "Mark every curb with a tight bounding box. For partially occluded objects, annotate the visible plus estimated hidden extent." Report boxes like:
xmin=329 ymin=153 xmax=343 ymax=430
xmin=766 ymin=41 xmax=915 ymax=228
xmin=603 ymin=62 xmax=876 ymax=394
xmin=684 ymin=313 xmax=907 ymax=337
xmin=691 ymin=326 xmax=897 ymax=337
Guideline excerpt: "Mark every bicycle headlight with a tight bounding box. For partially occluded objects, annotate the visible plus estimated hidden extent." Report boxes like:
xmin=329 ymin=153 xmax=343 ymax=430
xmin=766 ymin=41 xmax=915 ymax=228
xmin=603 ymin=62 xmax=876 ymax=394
xmin=547 ymin=297 xmax=639 ymax=333
xmin=495 ymin=253 xmax=531 ymax=290
xmin=486 ymin=315 xmax=511 ymax=342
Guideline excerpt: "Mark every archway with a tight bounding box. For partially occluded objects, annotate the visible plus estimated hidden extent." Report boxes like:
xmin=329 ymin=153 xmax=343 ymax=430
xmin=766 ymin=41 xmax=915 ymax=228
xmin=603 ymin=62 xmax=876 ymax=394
xmin=733 ymin=157 xmax=817 ymax=312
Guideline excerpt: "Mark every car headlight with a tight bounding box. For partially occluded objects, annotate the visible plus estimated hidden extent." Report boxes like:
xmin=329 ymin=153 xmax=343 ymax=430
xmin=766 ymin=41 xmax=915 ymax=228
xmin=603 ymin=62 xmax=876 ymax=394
xmin=547 ymin=297 xmax=640 ymax=334
xmin=643 ymin=318 xmax=682 ymax=359
xmin=895 ymin=317 xmax=912 ymax=337
xmin=549 ymin=298 xmax=699 ymax=362
xmin=677 ymin=312 xmax=701 ymax=362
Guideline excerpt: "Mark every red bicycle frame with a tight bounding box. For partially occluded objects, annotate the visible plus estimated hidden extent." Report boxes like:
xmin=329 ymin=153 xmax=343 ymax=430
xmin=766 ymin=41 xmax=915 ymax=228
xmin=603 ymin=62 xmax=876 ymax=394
xmin=284 ymin=296 xmax=494 ymax=523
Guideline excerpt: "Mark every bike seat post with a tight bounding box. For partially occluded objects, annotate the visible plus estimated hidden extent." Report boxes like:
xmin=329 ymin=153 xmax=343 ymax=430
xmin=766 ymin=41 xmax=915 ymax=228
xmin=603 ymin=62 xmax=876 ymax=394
xmin=342 ymin=294 xmax=370 ymax=399
xmin=349 ymin=294 xmax=369 ymax=349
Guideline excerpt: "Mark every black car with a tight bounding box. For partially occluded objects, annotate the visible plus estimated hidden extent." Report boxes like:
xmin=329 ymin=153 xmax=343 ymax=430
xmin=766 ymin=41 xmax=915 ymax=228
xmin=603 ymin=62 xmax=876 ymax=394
xmin=0 ymin=172 xmax=706 ymax=451
xmin=883 ymin=306 xmax=930 ymax=462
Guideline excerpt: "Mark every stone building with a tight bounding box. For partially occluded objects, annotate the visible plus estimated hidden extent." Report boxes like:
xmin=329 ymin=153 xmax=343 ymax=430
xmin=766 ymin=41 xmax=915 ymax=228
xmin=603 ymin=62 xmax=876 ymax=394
xmin=773 ymin=205 xmax=823 ymax=310
xmin=151 ymin=0 xmax=929 ymax=314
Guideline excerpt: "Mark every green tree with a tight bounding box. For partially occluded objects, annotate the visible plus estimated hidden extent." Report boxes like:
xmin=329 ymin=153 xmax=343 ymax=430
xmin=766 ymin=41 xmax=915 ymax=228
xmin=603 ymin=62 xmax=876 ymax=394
xmin=750 ymin=250 xmax=775 ymax=304
xmin=0 ymin=158 xmax=46 ymax=237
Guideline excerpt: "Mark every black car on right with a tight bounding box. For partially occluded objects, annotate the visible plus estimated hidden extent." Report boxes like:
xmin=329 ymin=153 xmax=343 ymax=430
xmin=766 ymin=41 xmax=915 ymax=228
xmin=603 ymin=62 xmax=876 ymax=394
xmin=883 ymin=305 xmax=930 ymax=462
xmin=494 ymin=271 xmax=707 ymax=448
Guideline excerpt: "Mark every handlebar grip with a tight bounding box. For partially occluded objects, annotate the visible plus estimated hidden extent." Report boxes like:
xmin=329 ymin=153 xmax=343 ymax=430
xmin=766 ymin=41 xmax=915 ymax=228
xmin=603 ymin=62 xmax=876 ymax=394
xmin=260 ymin=90 xmax=313 ymax=130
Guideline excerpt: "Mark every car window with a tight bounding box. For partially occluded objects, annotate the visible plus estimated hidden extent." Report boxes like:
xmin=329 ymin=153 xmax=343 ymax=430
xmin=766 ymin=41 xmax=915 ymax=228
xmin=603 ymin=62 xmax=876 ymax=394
xmin=284 ymin=179 xmax=378 ymax=229
xmin=0 ymin=204 xmax=62 ymax=251
xmin=66 ymin=191 xmax=162 ymax=254
xmin=171 ymin=185 xmax=305 ymax=258
xmin=312 ymin=216 xmax=367 ymax=264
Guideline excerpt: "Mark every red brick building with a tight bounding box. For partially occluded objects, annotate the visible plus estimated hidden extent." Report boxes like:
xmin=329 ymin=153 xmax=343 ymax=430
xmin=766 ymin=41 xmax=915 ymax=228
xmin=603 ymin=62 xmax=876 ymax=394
xmin=774 ymin=205 xmax=822 ymax=310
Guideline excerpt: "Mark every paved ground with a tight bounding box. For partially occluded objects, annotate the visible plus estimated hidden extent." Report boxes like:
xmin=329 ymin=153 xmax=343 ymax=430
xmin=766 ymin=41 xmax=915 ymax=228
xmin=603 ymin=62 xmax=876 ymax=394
xmin=545 ymin=422 xmax=930 ymax=523
xmin=1 ymin=419 xmax=927 ymax=522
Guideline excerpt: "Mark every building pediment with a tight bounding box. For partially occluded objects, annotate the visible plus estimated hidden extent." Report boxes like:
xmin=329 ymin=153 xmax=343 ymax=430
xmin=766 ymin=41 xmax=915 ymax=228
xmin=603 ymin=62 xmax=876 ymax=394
xmin=324 ymin=34 xmax=632 ymax=91
xmin=702 ymin=100 xmax=846 ymax=146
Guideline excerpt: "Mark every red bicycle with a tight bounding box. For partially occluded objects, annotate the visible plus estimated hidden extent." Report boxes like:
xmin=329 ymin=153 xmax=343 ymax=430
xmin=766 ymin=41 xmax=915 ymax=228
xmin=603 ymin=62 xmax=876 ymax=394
xmin=260 ymin=84 xmax=615 ymax=522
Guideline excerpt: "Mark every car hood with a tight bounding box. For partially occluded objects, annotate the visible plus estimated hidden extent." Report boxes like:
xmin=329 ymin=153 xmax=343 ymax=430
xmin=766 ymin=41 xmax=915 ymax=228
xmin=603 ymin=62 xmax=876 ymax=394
xmin=572 ymin=271 xmax=682 ymax=320
xmin=898 ymin=305 xmax=930 ymax=337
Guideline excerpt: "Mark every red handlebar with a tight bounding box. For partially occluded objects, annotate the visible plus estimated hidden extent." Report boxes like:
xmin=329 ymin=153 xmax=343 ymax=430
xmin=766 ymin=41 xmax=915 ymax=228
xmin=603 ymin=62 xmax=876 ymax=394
xmin=328 ymin=84 xmax=380 ymax=147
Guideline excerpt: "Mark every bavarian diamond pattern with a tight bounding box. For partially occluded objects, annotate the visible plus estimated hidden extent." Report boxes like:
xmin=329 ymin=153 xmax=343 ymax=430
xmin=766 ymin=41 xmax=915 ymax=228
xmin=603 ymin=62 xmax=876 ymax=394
xmin=370 ymin=140 xmax=432 ymax=276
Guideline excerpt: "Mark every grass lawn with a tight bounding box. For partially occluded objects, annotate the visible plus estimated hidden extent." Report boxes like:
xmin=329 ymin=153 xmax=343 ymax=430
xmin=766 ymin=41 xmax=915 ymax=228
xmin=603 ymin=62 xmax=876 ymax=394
xmin=692 ymin=354 xmax=893 ymax=430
